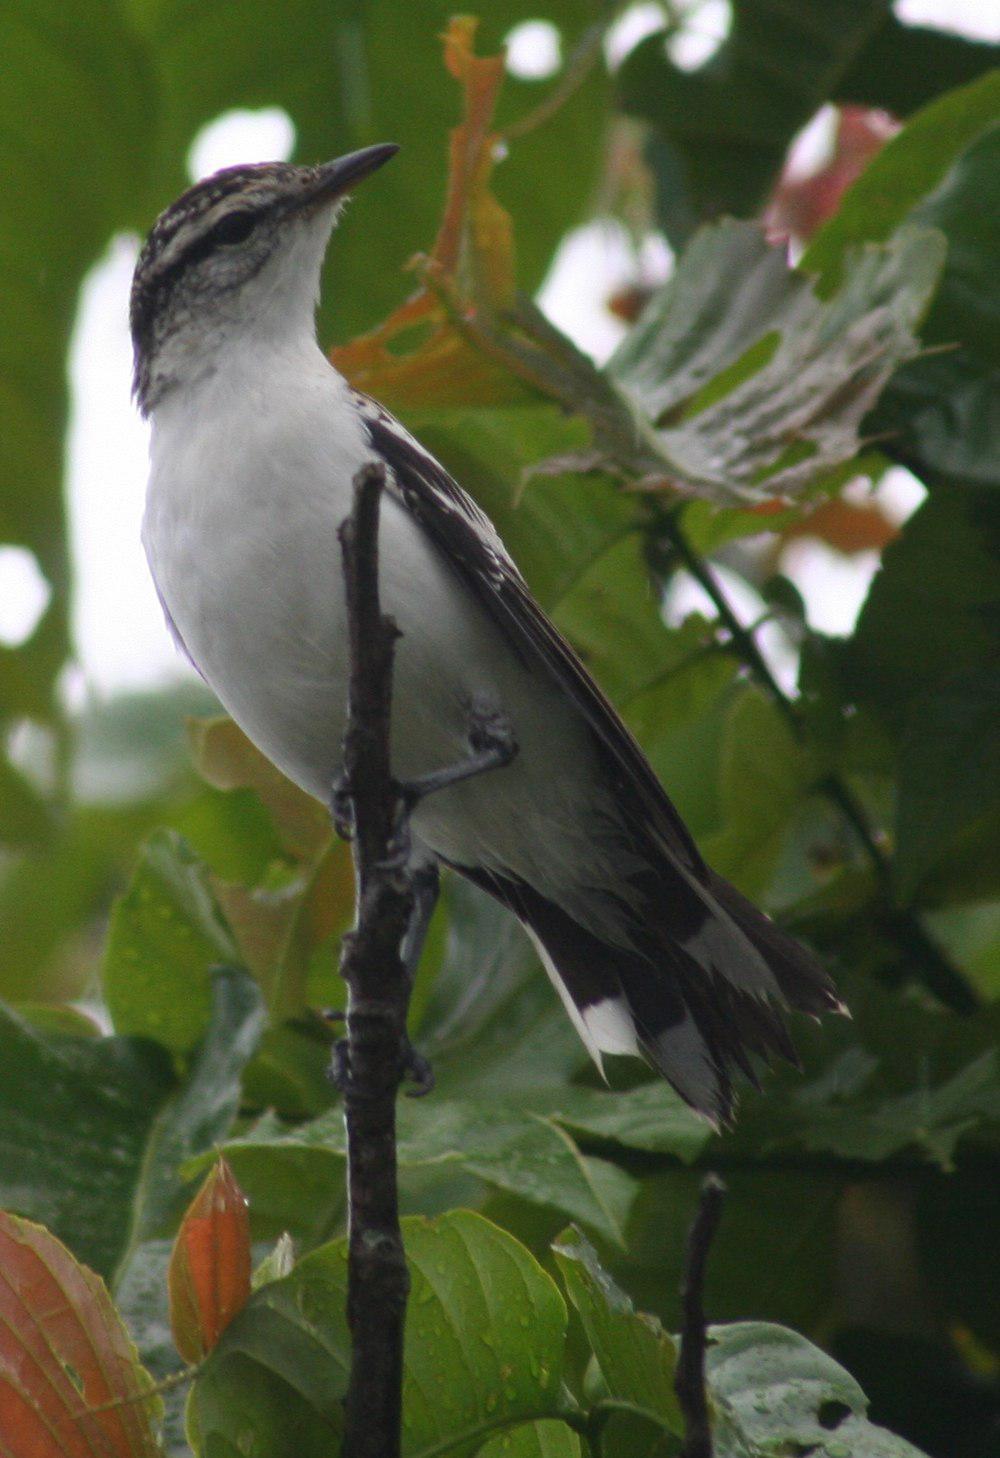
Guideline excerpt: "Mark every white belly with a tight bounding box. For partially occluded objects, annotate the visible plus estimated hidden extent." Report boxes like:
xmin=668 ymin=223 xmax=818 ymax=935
xmin=142 ymin=351 xmax=625 ymax=923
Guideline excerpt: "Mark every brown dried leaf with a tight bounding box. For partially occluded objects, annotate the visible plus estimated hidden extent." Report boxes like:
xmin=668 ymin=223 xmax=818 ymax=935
xmin=330 ymin=17 xmax=532 ymax=411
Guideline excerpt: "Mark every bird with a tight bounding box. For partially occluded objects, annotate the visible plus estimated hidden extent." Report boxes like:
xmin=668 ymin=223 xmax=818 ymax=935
xmin=131 ymin=143 xmax=843 ymax=1126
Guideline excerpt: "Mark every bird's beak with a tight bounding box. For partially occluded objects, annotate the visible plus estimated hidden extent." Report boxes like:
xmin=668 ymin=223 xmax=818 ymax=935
xmin=306 ymin=143 xmax=399 ymax=207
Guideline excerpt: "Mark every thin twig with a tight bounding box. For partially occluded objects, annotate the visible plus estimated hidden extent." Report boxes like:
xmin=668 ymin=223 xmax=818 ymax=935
xmin=675 ymin=1175 xmax=726 ymax=1458
xmin=501 ymin=17 xmax=607 ymax=144
xmin=656 ymin=508 xmax=977 ymax=1014
xmin=425 ymin=274 xmax=975 ymax=1012
xmin=337 ymin=461 xmax=414 ymax=1458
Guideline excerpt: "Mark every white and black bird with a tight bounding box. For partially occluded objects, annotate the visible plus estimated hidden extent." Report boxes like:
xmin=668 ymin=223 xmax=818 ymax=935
xmin=132 ymin=144 xmax=843 ymax=1125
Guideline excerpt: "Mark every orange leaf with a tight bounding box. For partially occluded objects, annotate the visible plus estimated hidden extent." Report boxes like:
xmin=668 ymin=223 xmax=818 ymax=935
xmin=435 ymin=15 xmax=514 ymax=303
xmin=168 ymin=1157 xmax=251 ymax=1364
xmin=784 ymin=496 xmax=899 ymax=554
xmin=0 ymin=1211 xmax=161 ymax=1457
xmin=331 ymin=17 xmax=531 ymax=412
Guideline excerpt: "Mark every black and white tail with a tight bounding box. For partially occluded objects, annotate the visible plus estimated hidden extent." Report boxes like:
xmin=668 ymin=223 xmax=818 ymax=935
xmin=460 ymin=856 xmax=843 ymax=1128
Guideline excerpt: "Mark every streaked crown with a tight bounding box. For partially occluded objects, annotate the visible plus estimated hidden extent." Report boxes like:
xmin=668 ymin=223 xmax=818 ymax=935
xmin=130 ymin=145 xmax=397 ymax=414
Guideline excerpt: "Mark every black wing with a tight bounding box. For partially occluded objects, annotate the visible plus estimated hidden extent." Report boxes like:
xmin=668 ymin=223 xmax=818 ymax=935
xmin=356 ymin=391 xmax=707 ymax=879
xmin=357 ymin=392 xmax=842 ymax=1122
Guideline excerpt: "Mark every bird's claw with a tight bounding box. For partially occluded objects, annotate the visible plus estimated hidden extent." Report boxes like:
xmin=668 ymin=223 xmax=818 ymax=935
xmin=326 ymin=1030 xmax=434 ymax=1098
xmin=401 ymin=1037 xmax=435 ymax=1097
xmin=331 ymin=775 xmax=355 ymax=841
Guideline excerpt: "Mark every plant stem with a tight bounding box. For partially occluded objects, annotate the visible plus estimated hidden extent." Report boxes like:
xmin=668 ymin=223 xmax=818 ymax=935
xmin=676 ymin=1175 xmax=726 ymax=1458
xmin=338 ymin=462 xmax=414 ymax=1458
xmin=656 ymin=508 xmax=977 ymax=1014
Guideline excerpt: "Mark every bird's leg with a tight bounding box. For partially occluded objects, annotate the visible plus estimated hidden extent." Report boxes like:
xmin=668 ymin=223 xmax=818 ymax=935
xmin=396 ymin=862 xmax=440 ymax=1097
xmin=398 ymin=703 xmax=519 ymax=811
xmin=401 ymin=862 xmax=440 ymax=981
xmin=332 ymin=707 xmax=516 ymax=1097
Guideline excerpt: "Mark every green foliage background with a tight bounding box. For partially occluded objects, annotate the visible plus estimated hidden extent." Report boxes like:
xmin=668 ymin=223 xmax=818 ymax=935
xmin=1 ymin=3 xmax=998 ymax=1456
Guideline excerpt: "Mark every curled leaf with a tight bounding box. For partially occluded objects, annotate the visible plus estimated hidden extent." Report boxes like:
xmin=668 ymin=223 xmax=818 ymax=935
xmin=331 ymin=17 xmax=530 ymax=410
xmin=168 ymin=1156 xmax=251 ymax=1363
xmin=607 ymin=220 xmax=945 ymax=505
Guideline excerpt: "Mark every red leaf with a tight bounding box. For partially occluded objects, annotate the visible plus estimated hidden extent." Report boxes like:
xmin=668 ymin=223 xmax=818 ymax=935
xmin=168 ymin=1157 xmax=251 ymax=1363
xmin=0 ymin=1211 xmax=161 ymax=1457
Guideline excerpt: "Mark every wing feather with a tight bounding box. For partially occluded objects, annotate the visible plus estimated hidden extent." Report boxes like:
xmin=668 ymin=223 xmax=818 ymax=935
xmin=357 ymin=392 xmax=706 ymax=877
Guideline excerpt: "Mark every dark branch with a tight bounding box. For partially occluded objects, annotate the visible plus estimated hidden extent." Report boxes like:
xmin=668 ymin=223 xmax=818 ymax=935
xmin=675 ymin=1174 xmax=726 ymax=1458
xmin=335 ymin=463 xmax=520 ymax=1456
xmin=337 ymin=462 xmax=413 ymax=1458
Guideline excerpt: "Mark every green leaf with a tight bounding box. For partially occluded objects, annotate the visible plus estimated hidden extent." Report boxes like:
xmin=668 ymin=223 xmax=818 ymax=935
xmin=0 ymin=965 xmax=262 ymax=1291
xmin=847 ymin=490 xmax=999 ymax=725
xmin=804 ymin=72 xmax=1000 ymax=488
xmin=699 ymin=689 xmax=811 ymax=898
xmin=0 ymin=1003 xmax=175 ymax=1278
xmin=707 ymin=1321 xmax=932 ymax=1457
xmin=618 ymin=1168 xmax=842 ymax=1335
xmin=834 ymin=17 xmax=999 ymax=117
xmin=0 ymin=752 xmax=52 ymax=849
xmin=534 ymin=1083 xmax=710 ymax=1164
xmin=730 ymin=976 xmax=1000 ymax=1168
xmin=103 ymin=827 xmax=237 ymax=1052
xmin=844 ymin=488 xmax=1000 ymax=903
xmin=0 ymin=1 xmax=152 ymax=721
xmin=106 ymin=968 xmax=264 ymax=1448
xmin=894 ymin=668 xmax=1000 ymax=900
xmin=608 ymin=222 xmax=943 ymax=504
xmin=553 ymin=1226 xmax=681 ymax=1433
xmin=191 ymin=1210 xmax=569 ymax=1458
xmin=804 ymin=71 xmax=1000 ymax=287
xmin=616 ymin=0 xmax=892 ymax=239
xmin=886 ymin=121 xmax=1000 ymax=489
xmin=125 ymin=965 xmax=266 ymax=1251
xmin=218 ymin=1097 xmax=638 ymax=1248
xmin=478 ymin=1420 xmax=581 ymax=1457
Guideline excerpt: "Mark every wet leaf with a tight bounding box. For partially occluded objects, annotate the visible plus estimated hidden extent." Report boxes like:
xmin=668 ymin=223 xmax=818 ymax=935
xmin=608 ymin=221 xmax=944 ymax=504
xmin=707 ymin=1321 xmax=932 ymax=1457
xmin=553 ymin=1226 xmax=680 ymax=1433
xmin=103 ymin=828 xmax=235 ymax=1054
xmin=216 ymin=1097 xmax=638 ymax=1249
xmin=0 ymin=1212 xmax=162 ymax=1457
xmin=190 ymin=1210 xmax=568 ymax=1457
xmin=168 ymin=1157 xmax=251 ymax=1363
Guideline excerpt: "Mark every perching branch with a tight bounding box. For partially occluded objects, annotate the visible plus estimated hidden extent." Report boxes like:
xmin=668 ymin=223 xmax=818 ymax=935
xmin=336 ymin=461 xmax=414 ymax=1458
xmin=675 ymin=1174 xmax=727 ymax=1458
xmin=335 ymin=462 xmax=519 ymax=1457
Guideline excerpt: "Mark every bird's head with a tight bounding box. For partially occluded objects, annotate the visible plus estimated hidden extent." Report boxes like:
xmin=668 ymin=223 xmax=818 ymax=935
xmin=130 ymin=143 xmax=398 ymax=415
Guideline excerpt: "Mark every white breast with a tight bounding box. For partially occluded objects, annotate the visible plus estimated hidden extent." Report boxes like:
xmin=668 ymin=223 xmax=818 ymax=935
xmin=143 ymin=340 xmax=629 ymax=935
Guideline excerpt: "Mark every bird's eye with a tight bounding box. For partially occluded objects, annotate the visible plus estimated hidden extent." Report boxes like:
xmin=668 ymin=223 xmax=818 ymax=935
xmin=210 ymin=210 xmax=258 ymax=246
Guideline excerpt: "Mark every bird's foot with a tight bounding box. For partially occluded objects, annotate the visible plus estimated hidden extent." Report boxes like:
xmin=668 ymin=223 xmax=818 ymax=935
xmin=325 ymin=1029 xmax=434 ymax=1098
xmin=398 ymin=704 xmax=518 ymax=812
xmin=328 ymin=1034 xmax=352 ymax=1094
xmin=401 ymin=1035 xmax=435 ymax=1098
xmin=330 ymin=774 xmax=355 ymax=841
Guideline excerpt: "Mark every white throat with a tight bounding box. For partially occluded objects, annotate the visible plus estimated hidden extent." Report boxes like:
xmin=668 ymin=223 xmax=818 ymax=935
xmin=142 ymin=209 xmax=338 ymax=413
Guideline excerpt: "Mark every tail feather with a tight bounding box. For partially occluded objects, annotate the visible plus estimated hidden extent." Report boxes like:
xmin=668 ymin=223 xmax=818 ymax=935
xmin=451 ymin=858 xmax=842 ymax=1126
